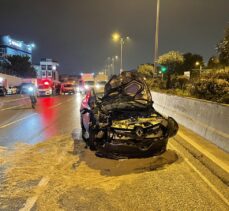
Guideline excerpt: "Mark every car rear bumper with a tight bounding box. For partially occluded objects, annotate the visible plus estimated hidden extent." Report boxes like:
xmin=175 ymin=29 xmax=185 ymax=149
xmin=38 ymin=91 xmax=52 ymax=96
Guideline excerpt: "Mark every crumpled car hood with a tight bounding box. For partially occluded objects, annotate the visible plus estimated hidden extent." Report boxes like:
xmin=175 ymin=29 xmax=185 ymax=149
xmin=101 ymin=71 xmax=153 ymax=112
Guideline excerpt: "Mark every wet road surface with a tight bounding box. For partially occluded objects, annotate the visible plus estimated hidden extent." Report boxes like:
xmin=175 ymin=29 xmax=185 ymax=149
xmin=0 ymin=94 xmax=82 ymax=147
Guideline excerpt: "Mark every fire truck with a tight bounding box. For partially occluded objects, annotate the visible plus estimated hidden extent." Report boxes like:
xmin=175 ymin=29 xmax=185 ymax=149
xmin=94 ymin=72 xmax=108 ymax=93
xmin=37 ymin=79 xmax=60 ymax=97
xmin=78 ymin=73 xmax=95 ymax=93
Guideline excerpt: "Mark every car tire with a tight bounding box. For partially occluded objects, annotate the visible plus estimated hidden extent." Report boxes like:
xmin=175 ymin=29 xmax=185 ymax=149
xmin=88 ymin=126 xmax=96 ymax=151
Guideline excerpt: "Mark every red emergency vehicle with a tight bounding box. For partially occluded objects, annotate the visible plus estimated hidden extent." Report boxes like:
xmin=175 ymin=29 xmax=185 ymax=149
xmin=37 ymin=79 xmax=60 ymax=96
xmin=78 ymin=73 xmax=95 ymax=93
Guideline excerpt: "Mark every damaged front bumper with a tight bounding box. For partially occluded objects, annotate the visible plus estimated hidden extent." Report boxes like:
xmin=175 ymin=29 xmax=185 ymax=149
xmin=95 ymin=116 xmax=178 ymax=159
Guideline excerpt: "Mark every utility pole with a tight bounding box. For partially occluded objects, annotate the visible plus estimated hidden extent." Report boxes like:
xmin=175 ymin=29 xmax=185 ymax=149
xmin=120 ymin=38 xmax=123 ymax=73
xmin=154 ymin=0 xmax=160 ymax=75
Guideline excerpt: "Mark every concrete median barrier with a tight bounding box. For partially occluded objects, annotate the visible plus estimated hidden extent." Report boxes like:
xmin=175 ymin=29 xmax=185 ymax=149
xmin=151 ymin=91 xmax=229 ymax=152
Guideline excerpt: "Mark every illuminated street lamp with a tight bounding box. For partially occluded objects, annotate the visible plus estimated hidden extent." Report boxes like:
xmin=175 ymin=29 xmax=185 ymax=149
xmin=31 ymin=43 xmax=36 ymax=48
xmin=195 ymin=61 xmax=202 ymax=76
xmin=112 ymin=33 xmax=130 ymax=73
xmin=112 ymin=33 xmax=120 ymax=42
xmin=52 ymin=65 xmax=57 ymax=71
xmin=195 ymin=61 xmax=202 ymax=70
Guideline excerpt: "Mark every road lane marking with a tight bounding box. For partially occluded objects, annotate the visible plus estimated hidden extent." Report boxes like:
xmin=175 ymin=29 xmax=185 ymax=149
xmin=1 ymin=96 xmax=74 ymax=111
xmin=19 ymin=152 xmax=66 ymax=211
xmin=0 ymin=104 xmax=24 ymax=111
xmin=48 ymin=97 xmax=75 ymax=109
xmin=0 ymin=113 xmax=38 ymax=129
xmin=48 ymin=102 xmax=63 ymax=109
xmin=0 ymin=96 xmax=75 ymax=128
xmin=169 ymin=142 xmax=229 ymax=207
xmin=178 ymin=131 xmax=229 ymax=174
xmin=46 ymin=96 xmax=76 ymax=109
xmin=19 ymin=177 xmax=50 ymax=211
xmin=1 ymin=97 xmax=29 ymax=103
xmin=19 ymin=196 xmax=38 ymax=211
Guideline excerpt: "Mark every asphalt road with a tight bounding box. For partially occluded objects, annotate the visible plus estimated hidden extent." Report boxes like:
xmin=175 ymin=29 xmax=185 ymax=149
xmin=0 ymin=94 xmax=82 ymax=147
xmin=0 ymin=94 xmax=228 ymax=210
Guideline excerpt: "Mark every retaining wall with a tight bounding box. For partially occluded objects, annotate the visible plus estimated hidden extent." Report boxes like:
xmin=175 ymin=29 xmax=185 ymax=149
xmin=151 ymin=91 xmax=229 ymax=152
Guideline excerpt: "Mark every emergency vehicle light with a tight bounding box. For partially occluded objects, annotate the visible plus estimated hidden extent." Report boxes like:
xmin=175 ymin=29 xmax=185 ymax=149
xmin=44 ymin=82 xmax=49 ymax=85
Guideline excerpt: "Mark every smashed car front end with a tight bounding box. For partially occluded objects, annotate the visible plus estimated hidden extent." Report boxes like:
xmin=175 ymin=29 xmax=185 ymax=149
xmin=94 ymin=111 xmax=178 ymax=158
xmin=81 ymin=71 xmax=179 ymax=159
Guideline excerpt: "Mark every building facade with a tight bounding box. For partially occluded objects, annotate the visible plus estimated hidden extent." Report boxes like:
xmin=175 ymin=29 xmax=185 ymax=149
xmin=34 ymin=58 xmax=59 ymax=81
xmin=0 ymin=35 xmax=35 ymax=63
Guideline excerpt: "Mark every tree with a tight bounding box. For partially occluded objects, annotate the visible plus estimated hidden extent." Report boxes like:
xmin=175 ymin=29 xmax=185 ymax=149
xmin=158 ymin=51 xmax=184 ymax=89
xmin=137 ymin=64 xmax=154 ymax=77
xmin=181 ymin=53 xmax=204 ymax=73
xmin=5 ymin=55 xmax=36 ymax=78
xmin=217 ymin=25 xmax=229 ymax=66
xmin=207 ymin=56 xmax=221 ymax=69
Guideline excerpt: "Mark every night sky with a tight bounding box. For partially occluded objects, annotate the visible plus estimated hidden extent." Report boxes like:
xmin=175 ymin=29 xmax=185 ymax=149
xmin=0 ymin=0 xmax=228 ymax=74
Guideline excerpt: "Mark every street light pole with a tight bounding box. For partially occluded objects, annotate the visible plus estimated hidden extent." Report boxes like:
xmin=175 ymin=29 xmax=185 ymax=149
xmin=120 ymin=38 xmax=123 ymax=73
xmin=112 ymin=33 xmax=129 ymax=74
xmin=154 ymin=0 xmax=160 ymax=74
xmin=111 ymin=58 xmax=115 ymax=75
xmin=195 ymin=61 xmax=202 ymax=76
xmin=106 ymin=57 xmax=111 ymax=77
xmin=111 ymin=56 xmax=118 ymax=75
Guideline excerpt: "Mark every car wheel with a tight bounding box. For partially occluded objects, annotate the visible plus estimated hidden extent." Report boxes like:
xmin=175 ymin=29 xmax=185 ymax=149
xmin=88 ymin=126 xmax=96 ymax=151
xmin=81 ymin=117 xmax=89 ymax=142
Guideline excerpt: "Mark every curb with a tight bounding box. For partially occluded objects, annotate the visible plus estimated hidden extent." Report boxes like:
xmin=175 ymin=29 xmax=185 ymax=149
xmin=174 ymin=129 xmax=229 ymax=185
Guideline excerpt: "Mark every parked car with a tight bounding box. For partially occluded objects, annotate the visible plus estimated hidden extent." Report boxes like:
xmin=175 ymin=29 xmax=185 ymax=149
xmin=61 ymin=83 xmax=76 ymax=95
xmin=80 ymin=71 xmax=178 ymax=159
xmin=7 ymin=86 xmax=17 ymax=95
xmin=0 ymin=86 xmax=7 ymax=96
xmin=15 ymin=86 xmax=21 ymax=94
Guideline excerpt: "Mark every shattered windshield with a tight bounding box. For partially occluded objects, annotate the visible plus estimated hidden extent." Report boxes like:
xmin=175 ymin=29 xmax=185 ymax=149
xmin=104 ymin=71 xmax=152 ymax=101
xmin=101 ymin=71 xmax=152 ymax=111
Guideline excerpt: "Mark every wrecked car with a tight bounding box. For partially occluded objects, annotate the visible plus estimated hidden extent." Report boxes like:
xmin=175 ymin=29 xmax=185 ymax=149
xmin=80 ymin=71 xmax=178 ymax=159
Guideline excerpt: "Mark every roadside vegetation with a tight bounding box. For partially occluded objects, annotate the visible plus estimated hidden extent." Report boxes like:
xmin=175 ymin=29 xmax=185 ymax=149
xmin=138 ymin=25 xmax=229 ymax=104
xmin=0 ymin=55 xmax=36 ymax=78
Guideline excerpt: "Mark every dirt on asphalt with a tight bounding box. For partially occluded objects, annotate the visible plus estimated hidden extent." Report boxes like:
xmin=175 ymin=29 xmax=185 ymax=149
xmin=0 ymin=134 xmax=178 ymax=211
